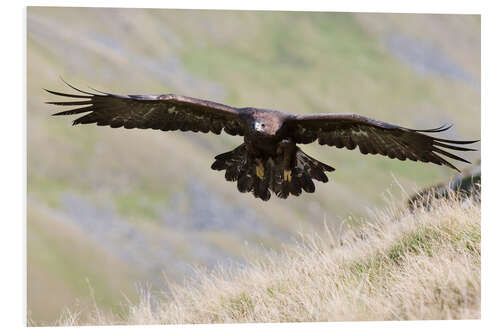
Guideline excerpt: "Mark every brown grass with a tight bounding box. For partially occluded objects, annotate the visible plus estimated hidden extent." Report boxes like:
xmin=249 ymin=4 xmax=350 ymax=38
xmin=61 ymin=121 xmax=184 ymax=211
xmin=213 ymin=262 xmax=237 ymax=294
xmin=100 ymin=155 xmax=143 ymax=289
xmin=53 ymin=192 xmax=480 ymax=325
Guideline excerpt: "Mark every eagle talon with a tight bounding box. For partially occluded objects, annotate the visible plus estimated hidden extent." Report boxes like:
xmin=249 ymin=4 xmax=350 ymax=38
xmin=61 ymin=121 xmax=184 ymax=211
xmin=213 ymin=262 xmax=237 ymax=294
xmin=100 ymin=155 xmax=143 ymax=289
xmin=256 ymin=160 xmax=265 ymax=179
xmin=284 ymin=169 xmax=292 ymax=182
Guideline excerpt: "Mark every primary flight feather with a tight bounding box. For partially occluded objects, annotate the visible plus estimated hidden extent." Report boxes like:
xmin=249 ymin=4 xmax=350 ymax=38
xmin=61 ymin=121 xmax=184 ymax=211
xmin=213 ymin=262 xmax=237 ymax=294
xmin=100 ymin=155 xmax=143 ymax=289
xmin=47 ymin=81 xmax=478 ymax=201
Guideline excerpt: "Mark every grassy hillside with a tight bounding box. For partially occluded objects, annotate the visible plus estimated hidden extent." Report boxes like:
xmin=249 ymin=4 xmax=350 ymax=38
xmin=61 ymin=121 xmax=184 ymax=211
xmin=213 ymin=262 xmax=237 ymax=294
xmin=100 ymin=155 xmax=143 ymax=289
xmin=52 ymin=193 xmax=480 ymax=325
xmin=27 ymin=8 xmax=480 ymax=324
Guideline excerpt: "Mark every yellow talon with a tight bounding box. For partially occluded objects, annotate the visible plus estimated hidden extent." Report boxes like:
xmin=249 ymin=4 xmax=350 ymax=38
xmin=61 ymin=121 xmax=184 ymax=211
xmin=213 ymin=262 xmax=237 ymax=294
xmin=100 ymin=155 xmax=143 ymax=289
xmin=284 ymin=170 xmax=292 ymax=182
xmin=256 ymin=161 xmax=265 ymax=179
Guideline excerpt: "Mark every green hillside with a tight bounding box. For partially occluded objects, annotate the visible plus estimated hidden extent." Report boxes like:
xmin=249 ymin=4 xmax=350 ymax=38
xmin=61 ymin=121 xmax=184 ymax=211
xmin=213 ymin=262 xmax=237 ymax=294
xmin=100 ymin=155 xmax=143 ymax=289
xmin=27 ymin=8 xmax=480 ymax=325
xmin=57 ymin=192 xmax=482 ymax=324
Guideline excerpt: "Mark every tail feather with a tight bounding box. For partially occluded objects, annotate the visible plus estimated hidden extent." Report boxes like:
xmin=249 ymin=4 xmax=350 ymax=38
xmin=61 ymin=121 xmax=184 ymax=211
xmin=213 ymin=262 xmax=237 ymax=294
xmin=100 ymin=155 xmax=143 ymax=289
xmin=225 ymin=165 xmax=241 ymax=181
xmin=237 ymin=170 xmax=253 ymax=193
xmin=253 ymin=159 xmax=275 ymax=201
xmin=253 ymin=174 xmax=271 ymax=201
xmin=296 ymin=150 xmax=334 ymax=183
xmin=298 ymin=173 xmax=315 ymax=193
xmin=211 ymin=145 xmax=335 ymax=201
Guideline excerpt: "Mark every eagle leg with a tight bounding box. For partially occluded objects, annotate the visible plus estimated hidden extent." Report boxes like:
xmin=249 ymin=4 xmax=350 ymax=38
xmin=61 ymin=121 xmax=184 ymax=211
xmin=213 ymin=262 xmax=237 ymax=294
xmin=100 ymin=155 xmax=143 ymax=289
xmin=277 ymin=139 xmax=296 ymax=183
xmin=273 ymin=147 xmax=335 ymax=198
xmin=255 ymin=159 xmax=265 ymax=180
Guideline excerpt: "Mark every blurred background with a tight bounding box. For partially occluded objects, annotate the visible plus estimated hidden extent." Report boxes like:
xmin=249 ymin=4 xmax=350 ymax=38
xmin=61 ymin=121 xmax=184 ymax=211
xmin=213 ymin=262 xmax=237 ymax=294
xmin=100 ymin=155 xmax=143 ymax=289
xmin=27 ymin=7 xmax=480 ymax=324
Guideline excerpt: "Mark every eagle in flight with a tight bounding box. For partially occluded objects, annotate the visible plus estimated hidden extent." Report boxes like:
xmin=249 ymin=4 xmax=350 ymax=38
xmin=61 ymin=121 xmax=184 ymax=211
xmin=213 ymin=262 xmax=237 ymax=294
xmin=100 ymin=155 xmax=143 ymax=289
xmin=47 ymin=82 xmax=478 ymax=201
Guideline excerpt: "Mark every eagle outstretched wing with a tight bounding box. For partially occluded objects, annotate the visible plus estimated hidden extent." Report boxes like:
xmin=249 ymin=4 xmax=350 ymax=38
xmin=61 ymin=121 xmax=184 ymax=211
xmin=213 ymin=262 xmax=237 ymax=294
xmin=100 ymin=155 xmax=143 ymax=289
xmin=46 ymin=82 xmax=245 ymax=136
xmin=286 ymin=113 xmax=478 ymax=171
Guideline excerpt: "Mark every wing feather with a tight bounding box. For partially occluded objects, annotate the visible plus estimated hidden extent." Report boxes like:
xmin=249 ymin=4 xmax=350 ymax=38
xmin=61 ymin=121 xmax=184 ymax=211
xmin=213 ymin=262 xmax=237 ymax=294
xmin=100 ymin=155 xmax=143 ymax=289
xmin=286 ymin=113 xmax=478 ymax=171
xmin=46 ymin=83 xmax=245 ymax=136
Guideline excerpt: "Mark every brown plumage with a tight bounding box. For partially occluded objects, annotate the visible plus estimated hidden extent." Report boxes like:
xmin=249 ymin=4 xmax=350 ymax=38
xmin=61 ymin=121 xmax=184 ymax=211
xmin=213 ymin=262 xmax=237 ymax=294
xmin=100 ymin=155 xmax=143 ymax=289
xmin=46 ymin=81 xmax=479 ymax=201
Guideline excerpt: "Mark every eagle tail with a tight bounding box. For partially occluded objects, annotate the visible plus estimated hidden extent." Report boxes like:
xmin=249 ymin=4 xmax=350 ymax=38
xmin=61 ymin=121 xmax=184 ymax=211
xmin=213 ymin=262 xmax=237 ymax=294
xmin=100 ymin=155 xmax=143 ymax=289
xmin=211 ymin=145 xmax=335 ymax=201
xmin=211 ymin=144 xmax=272 ymax=200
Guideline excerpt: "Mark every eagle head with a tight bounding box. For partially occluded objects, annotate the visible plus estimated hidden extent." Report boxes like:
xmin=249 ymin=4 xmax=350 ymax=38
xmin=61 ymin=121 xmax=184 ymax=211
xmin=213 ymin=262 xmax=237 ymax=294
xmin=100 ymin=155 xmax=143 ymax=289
xmin=253 ymin=119 xmax=280 ymax=137
xmin=251 ymin=111 xmax=283 ymax=136
xmin=254 ymin=121 xmax=266 ymax=132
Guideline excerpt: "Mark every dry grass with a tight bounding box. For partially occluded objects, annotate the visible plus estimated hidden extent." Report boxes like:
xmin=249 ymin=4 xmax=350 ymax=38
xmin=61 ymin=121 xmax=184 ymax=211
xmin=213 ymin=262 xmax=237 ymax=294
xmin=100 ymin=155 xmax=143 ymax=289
xmin=55 ymin=192 xmax=480 ymax=325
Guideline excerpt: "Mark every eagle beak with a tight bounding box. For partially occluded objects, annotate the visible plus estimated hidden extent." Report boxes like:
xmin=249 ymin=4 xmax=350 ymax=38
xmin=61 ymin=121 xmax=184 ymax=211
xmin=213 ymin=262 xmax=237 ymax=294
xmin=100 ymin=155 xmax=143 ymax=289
xmin=254 ymin=122 xmax=266 ymax=132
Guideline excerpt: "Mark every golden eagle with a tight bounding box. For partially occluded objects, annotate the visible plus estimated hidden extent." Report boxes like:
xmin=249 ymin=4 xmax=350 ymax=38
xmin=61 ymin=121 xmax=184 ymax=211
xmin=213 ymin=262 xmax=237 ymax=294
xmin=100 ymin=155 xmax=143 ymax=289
xmin=47 ymin=82 xmax=478 ymax=201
